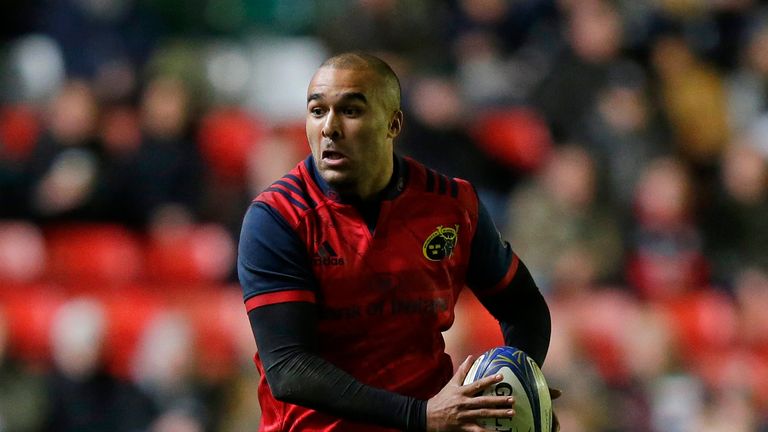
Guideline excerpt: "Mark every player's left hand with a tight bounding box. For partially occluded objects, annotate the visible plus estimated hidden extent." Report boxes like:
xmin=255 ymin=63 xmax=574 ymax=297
xmin=549 ymin=388 xmax=561 ymax=432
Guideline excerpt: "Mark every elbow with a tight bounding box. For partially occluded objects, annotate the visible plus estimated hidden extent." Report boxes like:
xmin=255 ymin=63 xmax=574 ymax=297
xmin=260 ymin=345 xmax=322 ymax=405
xmin=265 ymin=370 xmax=303 ymax=403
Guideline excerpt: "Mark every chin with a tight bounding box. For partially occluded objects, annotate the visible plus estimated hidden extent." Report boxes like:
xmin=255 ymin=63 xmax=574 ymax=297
xmin=321 ymin=171 xmax=355 ymax=191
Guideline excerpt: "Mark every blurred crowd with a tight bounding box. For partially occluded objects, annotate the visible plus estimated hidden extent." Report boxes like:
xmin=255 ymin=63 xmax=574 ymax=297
xmin=1 ymin=0 xmax=768 ymax=431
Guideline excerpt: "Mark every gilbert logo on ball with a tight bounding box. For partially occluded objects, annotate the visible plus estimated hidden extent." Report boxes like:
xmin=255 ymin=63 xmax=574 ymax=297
xmin=463 ymin=346 xmax=552 ymax=432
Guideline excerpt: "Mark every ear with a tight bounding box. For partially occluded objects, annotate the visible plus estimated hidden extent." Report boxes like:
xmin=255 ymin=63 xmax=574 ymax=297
xmin=387 ymin=110 xmax=404 ymax=138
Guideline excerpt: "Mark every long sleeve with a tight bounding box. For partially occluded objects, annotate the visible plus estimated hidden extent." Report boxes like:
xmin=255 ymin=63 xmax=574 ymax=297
xmin=466 ymin=198 xmax=551 ymax=366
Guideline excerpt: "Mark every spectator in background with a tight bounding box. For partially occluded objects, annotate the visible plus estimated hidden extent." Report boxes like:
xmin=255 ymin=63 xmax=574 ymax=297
xmin=451 ymin=23 xmax=520 ymax=107
xmin=504 ymin=144 xmax=623 ymax=292
xmin=123 ymin=75 xmax=204 ymax=229
xmin=726 ymin=14 xmax=768 ymax=134
xmin=96 ymin=103 xmax=145 ymax=225
xmin=702 ymin=128 xmax=768 ymax=285
xmin=688 ymin=287 xmax=766 ymax=430
xmin=0 ymin=105 xmax=41 ymax=219
xmin=45 ymin=298 xmax=156 ymax=432
xmin=649 ymin=30 xmax=729 ymax=189
xmin=446 ymin=0 xmax=557 ymax=57
xmin=196 ymin=106 xmax=269 ymax=235
xmin=578 ymin=61 xmax=669 ymax=213
xmin=150 ymin=406 xmax=205 ymax=432
xmin=132 ymin=311 xmax=208 ymax=432
xmin=39 ymin=0 xmax=161 ymax=101
xmin=626 ymin=157 xmax=709 ymax=302
xmin=533 ymin=0 xmax=626 ymax=142
xmin=732 ymin=267 xmax=768 ymax=413
xmin=316 ymin=0 xmax=442 ymax=70
xmin=448 ymin=0 xmax=559 ymax=107
xmin=23 ymin=80 xmax=111 ymax=223
xmin=0 ymin=308 xmax=48 ymax=432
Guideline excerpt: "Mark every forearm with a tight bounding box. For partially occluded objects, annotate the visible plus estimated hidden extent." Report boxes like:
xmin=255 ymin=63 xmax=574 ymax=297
xmin=249 ymin=303 xmax=426 ymax=431
xmin=478 ymin=262 xmax=551 ymax=366
xmin=499 ymin=290 xmax=550 ymax=366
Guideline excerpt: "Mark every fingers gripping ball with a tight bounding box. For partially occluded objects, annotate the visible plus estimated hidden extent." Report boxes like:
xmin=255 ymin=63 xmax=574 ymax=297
xmin=463 ymin=346 xmax=552 ymax=432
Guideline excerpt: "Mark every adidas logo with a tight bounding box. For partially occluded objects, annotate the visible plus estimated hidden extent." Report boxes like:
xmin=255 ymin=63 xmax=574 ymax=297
xmin=313 ymin=241 xmax=345 ymax=266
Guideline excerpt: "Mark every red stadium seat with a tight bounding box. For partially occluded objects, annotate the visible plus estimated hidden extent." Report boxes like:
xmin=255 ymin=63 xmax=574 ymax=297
xmin=472 ymin=107 xmax=553 ymax=172
xmin=626 ymin=250 xmax=710 ymax=302
xmin=0 ymin=104 xmax=41 ymax=161
xmin=45 ymin=224 xmax=144 ymax=286
xmin=575 ymin=289 xmax=636 ymax=384
xmin=3 ymin=284 xmax=66 ymax=365
xmin=180 ymin=286 xmax=244 ymax=380
xmin=692 ymin=348 xmax=768 ymax=411
xmin=100 ymin=287 xmax=164 ymax=379
xmin=197 ymin=108 xmax=266 ymax=184
xmin=661 ymin=289 xmax=738 ymax=363
xmin=145 ymin=223 xmax=235 ymax=284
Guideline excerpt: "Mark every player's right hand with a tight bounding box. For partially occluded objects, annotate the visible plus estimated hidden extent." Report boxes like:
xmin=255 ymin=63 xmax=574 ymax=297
xmin=425 ymin=355 xmax=516 ymax=432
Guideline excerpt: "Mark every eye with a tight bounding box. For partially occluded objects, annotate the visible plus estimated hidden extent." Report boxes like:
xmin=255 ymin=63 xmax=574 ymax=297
xmin=309 ymin=106 xmax=325 ymax=117
xmin=342 ymin=106 xmax=362 ymax=116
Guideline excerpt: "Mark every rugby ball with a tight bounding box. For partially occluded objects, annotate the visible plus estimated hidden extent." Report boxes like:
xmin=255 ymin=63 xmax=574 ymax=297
xmin=462 ymin=346 xmax=552 ymax=432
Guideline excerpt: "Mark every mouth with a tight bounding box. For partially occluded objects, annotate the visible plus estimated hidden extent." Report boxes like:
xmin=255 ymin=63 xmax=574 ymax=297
xmin=321 ymin=150 xmax=347 ymax=161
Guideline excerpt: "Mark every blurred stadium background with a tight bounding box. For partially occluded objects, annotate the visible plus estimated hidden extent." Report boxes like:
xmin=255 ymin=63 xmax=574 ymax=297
xmin=1 ymin=0 xmax=768 ymax=430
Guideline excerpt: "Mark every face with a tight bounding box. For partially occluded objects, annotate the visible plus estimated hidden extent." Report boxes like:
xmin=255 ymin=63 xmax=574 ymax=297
xmin=306 ymin=66 xmax=402 ymax=200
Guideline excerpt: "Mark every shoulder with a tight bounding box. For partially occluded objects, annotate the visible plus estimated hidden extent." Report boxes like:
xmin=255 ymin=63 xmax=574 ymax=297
xmin=403 ymin=156 xmax=478 ymax=209
xmin=252 ymin=162 xmax=320 ymax=228
xmin=237 ymin=201 xmax=317 ymax=306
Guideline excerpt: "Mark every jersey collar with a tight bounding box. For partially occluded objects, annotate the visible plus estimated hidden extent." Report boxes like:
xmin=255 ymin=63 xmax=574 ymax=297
xmin=305 ymin=153 xmax=408 ymax=204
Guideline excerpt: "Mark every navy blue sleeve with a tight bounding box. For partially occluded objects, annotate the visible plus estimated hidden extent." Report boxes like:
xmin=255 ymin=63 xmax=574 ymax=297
xmin=466 ymin=198 xmax=551 ymax=366
xmin=237 ymin=202 xmax=316 ymax=302
xmin=466 ymin=199 xmax=514 ymax=288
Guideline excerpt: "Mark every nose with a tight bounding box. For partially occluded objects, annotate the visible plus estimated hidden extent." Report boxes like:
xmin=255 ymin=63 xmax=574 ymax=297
xmin=321 ymin=111 xmax=342 ymax=140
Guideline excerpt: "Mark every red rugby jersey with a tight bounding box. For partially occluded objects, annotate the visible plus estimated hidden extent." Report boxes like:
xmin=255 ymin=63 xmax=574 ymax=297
xmin=238 ymin=155 xmax=519 ymax=431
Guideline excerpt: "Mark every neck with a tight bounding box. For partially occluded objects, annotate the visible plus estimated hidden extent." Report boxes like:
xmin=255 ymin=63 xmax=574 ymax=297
xmin=310 ymin=153 xmax=402 ymax=203
xmin=356 ymin=158 xmax=394 ymax=202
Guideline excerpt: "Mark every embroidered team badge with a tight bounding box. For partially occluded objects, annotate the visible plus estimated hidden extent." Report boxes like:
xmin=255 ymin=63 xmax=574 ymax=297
xmin=423 ymin=225 xmax=459 ymax=261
